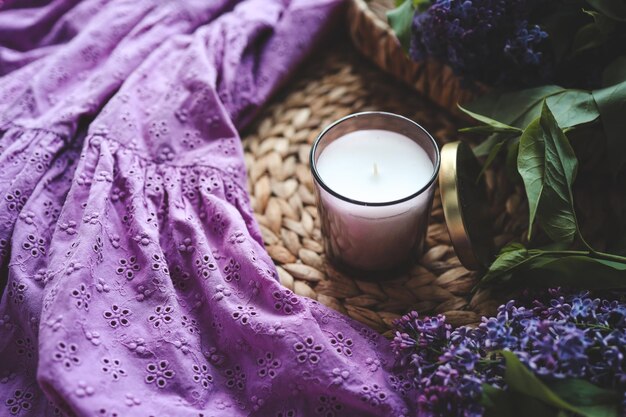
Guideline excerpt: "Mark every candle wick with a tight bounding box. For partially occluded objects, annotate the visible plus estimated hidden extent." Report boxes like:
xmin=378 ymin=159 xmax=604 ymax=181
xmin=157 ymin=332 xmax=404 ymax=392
xmin=373 ymin=163 xmax=379 ymax=177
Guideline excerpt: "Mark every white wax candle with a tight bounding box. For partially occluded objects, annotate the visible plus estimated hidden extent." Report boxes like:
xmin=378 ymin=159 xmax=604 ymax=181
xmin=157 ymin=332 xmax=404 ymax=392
xmin=316 ymin=130 xmax=433 ymax=203
xmin=313 ymin=127 xmax=437 ymax=272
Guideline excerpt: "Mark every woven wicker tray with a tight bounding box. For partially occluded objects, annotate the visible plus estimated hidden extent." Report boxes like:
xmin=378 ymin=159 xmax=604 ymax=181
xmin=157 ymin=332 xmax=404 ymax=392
xmin=242 ymin=39 xmax=524 ymax=337
xmin=347 ymin=0 xmax=484 ymax=114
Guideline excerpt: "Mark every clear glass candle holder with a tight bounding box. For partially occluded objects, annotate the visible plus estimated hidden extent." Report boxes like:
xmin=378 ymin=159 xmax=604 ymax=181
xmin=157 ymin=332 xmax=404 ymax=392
xmin=310 ymin=112 xmax=440 ymax=277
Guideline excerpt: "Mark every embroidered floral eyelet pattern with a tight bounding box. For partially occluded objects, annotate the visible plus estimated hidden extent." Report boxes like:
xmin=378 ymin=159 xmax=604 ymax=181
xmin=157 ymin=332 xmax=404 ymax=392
xmin=19 ymin=211 xmax=35 ymax=224
xmin=126 ymin=338 xmax=149 ymax=356
xmin=102 ymin=305 xmax=132 ymax=328
xmin=33 ymin=269 xmax=52 ymax=285
xmin=293 ymin=336 xmax=325 ymax=365
xmin=145 ymin=360 xmax=175 ymax=388
xmin=272 ymin=289 xmax=300 ymax=314
xmin=251 ymin=395 xmax=265 ymax=412
xmin=150 ymin=253 xmax=169 ymax=275
xmin=7 ymin=281 xmax=27 ymax=304
xmin=328 ymin=332 xmax=354 ymax=356
xmin=124 ymin=393 xmax=142 ymax=407
xmin=195 ymin=254 xmax=217 ymax=279
xmin=214 ymin=284 xmax=231 ymax=301
xmin=224 ymin=365 xmax=246 ymax=391
xmin=59 ymin=220 xmax=78 ymax=235
xmin=5 ymin=189 xmax=27 ymax=212
xmin=223 ymin=258 xmax=240 ymax=282
xmin=178 ymin=238 xmax=195 ymax=253
xmin=192 ymin=364 xmax=213 ymax=389
xmin=5 ymin=389 xmax=33 ymax=415
xmin=181 ymin=315 xmax=200 ymax=334
xmin=360 ymin=384 xmax=388 ymax=407
xmin=171 ymin=265 xmax=191 ymax=291
xmin=363 ymin=358 xmax=379 ymax=374
xmin=22 ymin=234 xmax=46 ymax=257
xmin=0 ymin=238 xmax=8 ymax=258
xmin=110 ymin=187 xmax=126 ymax=203
xmin=15 ymin=338 xmax=35 ymax=359
xmin=52 ymin=341 xmax=81 ymax=370
xmin=75 ymin=380 xmax=95 ymax=397
xmin=257 ymin=352 xmax=281 ymax=378
xmin=82 ymin=211 xmax=99 ymax=224
xmin=148 ymin=305 xmax=174 ymax=327
xmin=70 ymin=283 xmax=91 ymax=310
xmin=388 ymin=375 xmax=414 ymax=397
xmin=95 ymin=171 xmax=113 ymax=183
xmin=133 ymin=232 xmax=151 ymax=246
xmin=30 ymin=150 xmax=51 ymax=172
xmin=330 ymin=368 xmax=350 ymax=385
xmin=101 ymin=358 xmax=127 ymax=381
xmin=316 ymin=395 xmax=342 ymax=417
xmin=115 ymin=257 xmax=140 ymax=280
xmin=204 ymin=347 xmax=224 ymax=366
xmin=268 ymin=322 xmax=286 ymax=338
xmin=231 ymin=305 xmax=257 ymax=325
xmin=85 ymin=331 xmax=101 ymax=346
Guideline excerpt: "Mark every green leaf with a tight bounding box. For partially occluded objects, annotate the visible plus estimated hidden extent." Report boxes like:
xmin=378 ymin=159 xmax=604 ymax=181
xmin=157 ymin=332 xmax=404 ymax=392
xmin=503 ymin=351 xmax=579 ymax=412
xmin=465 ymin=86 xmax=564 ymax=128
xmin=511 ymin=394 xmax=561 ymax=417
xmin=500 ymin=242 xmax=526 ymax=253
xmin=592 ymin=79 xmax=626 ymax=174
xmin=586 ymin=0 xmax=626 ymax=21
xmin=480 ymin=246 xmax=543 ymax=284
xmin=517 ymin=103 xmax=579 ymax=243
xmin=483 ymin=250 xmax=626 ymax=289
xmin=523 ymin=255 xmax=626 ymax=289
xmin=482 ymin=385 xmax=558 ymax=417
xmin=478 ymin=140 xmax=505 ymax=178
xmin=474 ymin=134 xmax=502 ymax=157
xmin=502 ymin=351 xmax=620 ymax=417
xmin=465 ymin=87 xmax=598 ymax=130
xmin=387 ymin=0 xmax=415 ymax=50
xmin=482 ymin=384 xmax=503 ymax=409
xmin=576 ymin=405 xmax=622 ymax=417
xmin=550 ymin=380 xmax=619 ymax=407
xmin=505 ymin=137 xmax=522 ymax=182
xmin=546 ymin=90 xmax=599 ymax=128
xmin=460 ymin=126 xmax=522 ymax=135
xmin=518 ymin=118 xmax=545 ymax=235
xmin=458 ymin=105 xmax=524 ymax=134
xmin=482 ymin=384 xmax=514 ymax=417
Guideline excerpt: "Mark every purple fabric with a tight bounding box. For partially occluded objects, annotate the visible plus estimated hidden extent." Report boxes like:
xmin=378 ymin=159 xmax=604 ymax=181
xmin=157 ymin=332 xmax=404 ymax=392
xmin=0 ymin=1 xmax=416 ymax=416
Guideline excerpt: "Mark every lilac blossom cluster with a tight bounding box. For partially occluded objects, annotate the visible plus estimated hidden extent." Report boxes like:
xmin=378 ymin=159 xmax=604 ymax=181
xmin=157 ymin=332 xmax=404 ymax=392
xmin=410 ymin=0 xmax=550 ymax=86
xmin=392 ymin=290 xmax=626 ymax=417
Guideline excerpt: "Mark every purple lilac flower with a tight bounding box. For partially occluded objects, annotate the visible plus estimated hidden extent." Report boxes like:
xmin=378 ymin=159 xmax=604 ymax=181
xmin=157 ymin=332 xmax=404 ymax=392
xmin=409 ymin=0 xmax=550 ymax=86
xmin=393 ymin=291 xmax=626 ymax=416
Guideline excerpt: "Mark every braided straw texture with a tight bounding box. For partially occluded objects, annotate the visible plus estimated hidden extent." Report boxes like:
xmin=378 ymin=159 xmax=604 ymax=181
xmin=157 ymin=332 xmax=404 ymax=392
xmin=241 ymin=40 xmax=527 ymax=337
xmin=347 ymin=0 xmax=485 ymax=114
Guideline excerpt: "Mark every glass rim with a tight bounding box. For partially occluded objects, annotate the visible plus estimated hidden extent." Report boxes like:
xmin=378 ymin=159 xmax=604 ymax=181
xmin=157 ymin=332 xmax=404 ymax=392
xmin=309 ymin=111 xmax=441 ymax=207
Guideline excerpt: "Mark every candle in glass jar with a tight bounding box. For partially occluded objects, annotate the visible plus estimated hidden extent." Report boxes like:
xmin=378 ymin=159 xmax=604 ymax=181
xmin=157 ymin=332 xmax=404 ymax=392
xmin=316 ymin=130 xmax=433 ymax=203
xmin=311 ymin=112 xmax=440 ymax=275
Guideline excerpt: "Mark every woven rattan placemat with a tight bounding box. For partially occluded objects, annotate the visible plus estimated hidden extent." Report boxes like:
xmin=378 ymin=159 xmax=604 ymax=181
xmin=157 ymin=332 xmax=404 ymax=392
xmin=241 ymin=39 xmax=522 ymax=337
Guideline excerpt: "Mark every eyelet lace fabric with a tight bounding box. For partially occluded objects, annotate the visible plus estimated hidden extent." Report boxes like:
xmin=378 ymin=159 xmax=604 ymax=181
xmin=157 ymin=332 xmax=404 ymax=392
xmin=0 ymin=0 xmax=418 ymax=415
